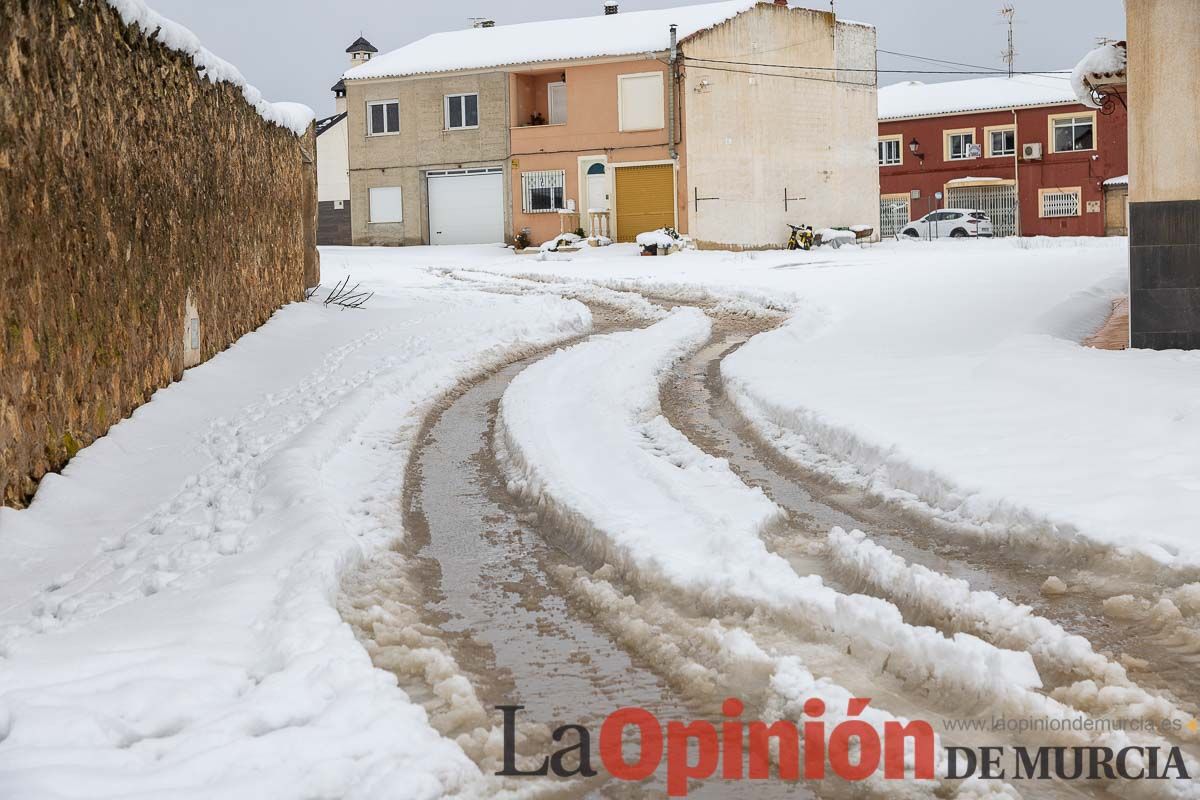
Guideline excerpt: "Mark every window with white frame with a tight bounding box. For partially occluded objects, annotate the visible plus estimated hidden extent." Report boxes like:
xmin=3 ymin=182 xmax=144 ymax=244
xmin=617 ymin=72 xmax=665 ymax=132
xmin=946 ymin=130 xmax=975 ymax=160
xmin=367 ymin=100 xmax=400 ymax=136
xmin=521 ymin=170 xmax=565 ymax=213
xmin=1040 ymin=187 xmax=1081 ymax=218
xmin=988 ymin=128 xmax=1016 ymax=157
xmin=878 ymin=138 xmax=901 ymax=166
xmin=369 ymin=186 xmax=403 ymax=223
xmin=1052 ymin=115 xmax=1094 ymax=152
xmin=445 ymin=93 xmax=479 ymax=130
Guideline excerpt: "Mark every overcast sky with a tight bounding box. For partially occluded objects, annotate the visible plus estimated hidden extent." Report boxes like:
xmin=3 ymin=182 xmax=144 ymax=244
xmin=147 ymin=0 xmax=1126 ymax=116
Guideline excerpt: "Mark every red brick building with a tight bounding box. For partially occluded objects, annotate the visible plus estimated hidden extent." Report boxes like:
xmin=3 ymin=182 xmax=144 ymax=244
xmin=877 ymin=75 xmax=1128 ymax=239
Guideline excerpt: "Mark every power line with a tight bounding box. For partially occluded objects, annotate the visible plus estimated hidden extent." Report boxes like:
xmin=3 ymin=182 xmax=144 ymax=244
xmin=876 ymin=49 xmax=1004 ymax=73
xmin=684 ymin=62 xmax=848 ymax=86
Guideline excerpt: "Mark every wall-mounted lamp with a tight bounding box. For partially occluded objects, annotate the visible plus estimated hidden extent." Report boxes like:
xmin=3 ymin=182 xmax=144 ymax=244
xmin=908 ymin=137 xmax=925 ymax=164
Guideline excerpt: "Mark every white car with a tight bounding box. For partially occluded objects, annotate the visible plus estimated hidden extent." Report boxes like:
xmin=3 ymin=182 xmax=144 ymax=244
xmin=899 ymin=209 xmax=994 ymax=239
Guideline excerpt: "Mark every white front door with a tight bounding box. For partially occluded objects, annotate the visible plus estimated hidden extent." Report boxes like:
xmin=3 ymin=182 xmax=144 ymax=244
xmin=427 ymin=168 xmax=505 ymax=245
xmin=586 ymin=161 xmax=609 ymax=214
xmin=587 ymin=174 xmax=608 ymax=213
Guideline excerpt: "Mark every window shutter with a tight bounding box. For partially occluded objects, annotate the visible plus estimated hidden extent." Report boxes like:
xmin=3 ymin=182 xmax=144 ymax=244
xmin=618 ymin=73 xmax=665 ymax=132
xmin=548 ymin=83 xmax=567 ymax=125
xmin=369 ymin=187 xmax=404 ymax=223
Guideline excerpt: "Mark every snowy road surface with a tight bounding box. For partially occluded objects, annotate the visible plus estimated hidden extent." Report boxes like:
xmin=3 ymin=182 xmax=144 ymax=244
xmin=3 ymin=239 xmax=1199 ymax=798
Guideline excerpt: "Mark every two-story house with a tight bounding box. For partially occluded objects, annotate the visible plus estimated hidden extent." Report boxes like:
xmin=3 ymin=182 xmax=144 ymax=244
xmin=341 ymin=0 xmax=879 ymax=249
xmin=876 ymin=74 xmax=1129 ymax=239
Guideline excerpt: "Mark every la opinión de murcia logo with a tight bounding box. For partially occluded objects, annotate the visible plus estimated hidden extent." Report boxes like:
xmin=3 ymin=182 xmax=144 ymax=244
xmin=496 ymin=699 xmax=1191 ymax=796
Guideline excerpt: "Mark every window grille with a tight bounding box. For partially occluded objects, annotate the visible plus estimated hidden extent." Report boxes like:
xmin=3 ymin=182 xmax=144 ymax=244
xmin=521 ymin=170 xmax=565 ymax=213
xmin=1042 ymin=189 xmax=1080 ymax=218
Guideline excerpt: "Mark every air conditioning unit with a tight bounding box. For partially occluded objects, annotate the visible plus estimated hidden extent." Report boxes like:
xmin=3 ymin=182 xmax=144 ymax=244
xmin=1022 ymin=142 xmax=1043 ymax=161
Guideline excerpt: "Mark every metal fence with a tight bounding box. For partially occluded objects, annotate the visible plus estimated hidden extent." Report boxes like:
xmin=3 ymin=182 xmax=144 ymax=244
xmin=945 ymin=184 xmax=1017 ymax=236
xmin=879 ymin=196 xmax=911 ymax=238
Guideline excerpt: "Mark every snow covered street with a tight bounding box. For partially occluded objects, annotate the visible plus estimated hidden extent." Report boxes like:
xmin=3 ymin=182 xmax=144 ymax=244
xmin=0 ymin=266 xmax=589 ymax=798
xmin=3 ymin=239 xmax=1200 ymax=798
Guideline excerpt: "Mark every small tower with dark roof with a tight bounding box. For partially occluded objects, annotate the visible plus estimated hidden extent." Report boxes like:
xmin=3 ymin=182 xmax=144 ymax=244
xmin=331 ymin=79 xmax=347 ymax=114
xmin=346 ymin=37 xmax=378 ymax=67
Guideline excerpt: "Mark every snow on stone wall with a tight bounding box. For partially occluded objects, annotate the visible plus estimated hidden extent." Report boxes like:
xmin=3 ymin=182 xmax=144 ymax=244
xmin=0 ymin=0 xmax=319 ymax=506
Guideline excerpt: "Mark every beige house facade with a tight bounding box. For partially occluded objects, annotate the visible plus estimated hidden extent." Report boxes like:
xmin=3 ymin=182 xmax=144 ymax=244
xmin=682 ymin=5 xmax=878 ymax=248
xmin=345 ymin=71 xmax=511 ymax=246
xmin=341 ymin=0 xmax=879 ymax=250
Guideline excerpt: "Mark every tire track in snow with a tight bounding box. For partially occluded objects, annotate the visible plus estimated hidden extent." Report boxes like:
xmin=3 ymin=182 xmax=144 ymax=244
xmin=427 ymin=272 xmax=1196 ymax=797
xmin=680 ymin=316 xmax=1200 ymax=716
xmin=332 ymin=304 xmax=756 ymax=797
xmin=492 ymin=307 xmax=1043 ymax=798
xmin=653 ymin=314 xmax=1199 ymax=798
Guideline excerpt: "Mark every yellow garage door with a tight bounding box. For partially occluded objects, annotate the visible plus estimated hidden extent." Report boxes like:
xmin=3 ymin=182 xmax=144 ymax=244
xmin=614 ymin=164 xmax=675 ymax=243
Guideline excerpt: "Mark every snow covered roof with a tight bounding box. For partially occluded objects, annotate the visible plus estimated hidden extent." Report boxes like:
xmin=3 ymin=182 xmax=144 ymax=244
xmin=346 ymin=0 xmax=770 ymax=80
xmin=315 ymin=112 xmax=347 ymax=137
xmin=1104 ymin=174 xmax=1129 ymax=187
xmin=101 ymin=0 xmax=313 ymax=135
xmin=878 ymin=74 xmax=1078 ymax=120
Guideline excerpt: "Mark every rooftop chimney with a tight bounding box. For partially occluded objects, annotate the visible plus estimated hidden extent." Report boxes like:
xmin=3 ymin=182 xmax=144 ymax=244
xmin=605 ymin=2 xmax=618 ymax=14
xmin=346 ymin=36 xmax=378 ymax=67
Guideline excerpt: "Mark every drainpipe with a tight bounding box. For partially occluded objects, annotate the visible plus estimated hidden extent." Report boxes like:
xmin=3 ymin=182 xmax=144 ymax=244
xmin=668 ymin=24 xmax=678 ymax=161
xmin=1012 ymin=108 xmax=1021 ymax=237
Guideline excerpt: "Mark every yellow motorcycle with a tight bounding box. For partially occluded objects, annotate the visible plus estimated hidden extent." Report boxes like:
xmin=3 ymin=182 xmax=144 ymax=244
xmin=786 ymin=224 xmax=814 ymax=251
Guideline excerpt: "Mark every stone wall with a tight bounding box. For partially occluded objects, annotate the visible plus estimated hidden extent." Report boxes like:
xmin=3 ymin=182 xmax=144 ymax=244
xmin=0 ymin=0 xmax=318 ymax=506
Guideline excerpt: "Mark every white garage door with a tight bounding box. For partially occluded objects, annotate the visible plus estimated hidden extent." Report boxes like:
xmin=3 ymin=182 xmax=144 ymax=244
xmin=427 ymin=168 xmax=505 ymax=245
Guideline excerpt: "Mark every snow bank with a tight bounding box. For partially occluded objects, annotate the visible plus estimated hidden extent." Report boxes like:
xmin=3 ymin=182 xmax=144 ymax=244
xmin=1071 ymin=42 xmax=1127 ymax=108
xmin=102 ymin=0 xmax=313 ymax=135
xmin=0 ymin=261 xmax=590 ymax=798
xmin=718 ymin=242 xmax=1200 ymax=571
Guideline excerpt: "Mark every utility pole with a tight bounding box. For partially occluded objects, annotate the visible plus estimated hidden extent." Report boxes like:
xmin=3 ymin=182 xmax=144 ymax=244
xmin=668 ymin=24 xmax=678 ymax=161
xmin=1000 ymin=4 xmax=1016 ymax=77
